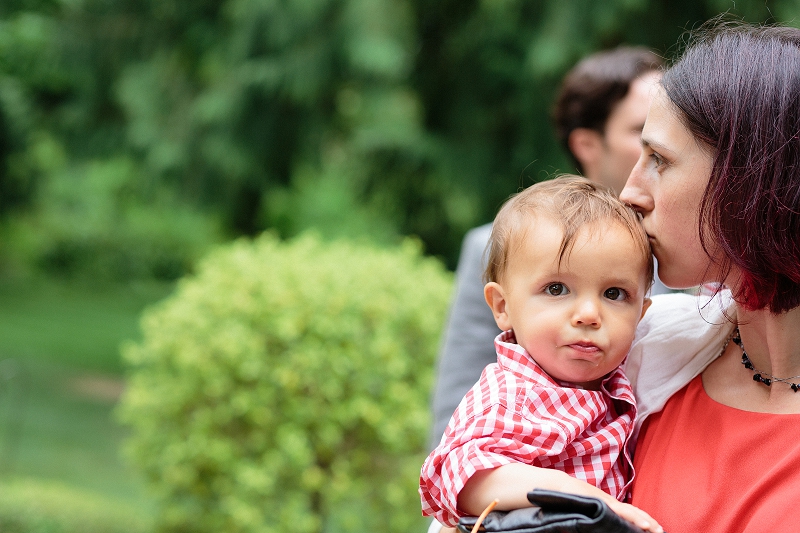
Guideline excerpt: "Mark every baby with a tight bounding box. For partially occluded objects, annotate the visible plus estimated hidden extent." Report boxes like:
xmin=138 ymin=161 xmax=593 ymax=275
xmin=420 ymin=176 xmax=662 ymax=532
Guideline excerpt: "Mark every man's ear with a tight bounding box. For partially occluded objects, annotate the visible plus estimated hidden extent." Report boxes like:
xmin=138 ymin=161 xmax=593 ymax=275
xmin=568 ymin=128 xmax=604 ymax=177
xmin=639 ymin=297 xmax=652 ymax=321
xmin=484 ymin=282 xmax=512 ymax=331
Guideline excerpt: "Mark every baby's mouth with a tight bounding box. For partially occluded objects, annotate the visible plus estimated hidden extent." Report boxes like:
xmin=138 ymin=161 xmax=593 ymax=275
xmin=567 ymin=342 xmax=600 ymax=353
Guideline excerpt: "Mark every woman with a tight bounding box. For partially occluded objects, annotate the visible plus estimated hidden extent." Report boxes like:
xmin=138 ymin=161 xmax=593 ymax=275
xmin=620 ymin=23 xmax=800 ymax=532
xmin=425 ymin=22 xmax=800 ymax=533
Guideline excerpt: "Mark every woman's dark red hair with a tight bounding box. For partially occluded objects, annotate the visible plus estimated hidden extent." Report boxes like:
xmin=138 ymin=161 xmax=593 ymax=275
xmin=663 ymin=23 xmax=800 ymax=313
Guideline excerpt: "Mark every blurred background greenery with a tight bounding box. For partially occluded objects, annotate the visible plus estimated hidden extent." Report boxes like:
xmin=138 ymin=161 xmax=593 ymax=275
xmin=0 ymin=0 xmax=796 ymax=531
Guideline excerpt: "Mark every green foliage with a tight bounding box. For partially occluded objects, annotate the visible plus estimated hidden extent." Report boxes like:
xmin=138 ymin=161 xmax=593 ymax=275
xmin=119 ymin=233 xmax=453 ymax=533
xmin=0 ymin=3 xmax=224 ymax=280
xmin=0 ymin=154 xmax=222 ymax=280
xmin=0 ymin=477 xmax=151 ymax=533
xmin=2 ymin=0 xmax=793 ymax=276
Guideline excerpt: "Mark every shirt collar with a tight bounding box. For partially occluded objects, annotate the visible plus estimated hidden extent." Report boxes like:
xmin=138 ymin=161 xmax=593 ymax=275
xmin=494 ymin=330 xmax=632 ymax=399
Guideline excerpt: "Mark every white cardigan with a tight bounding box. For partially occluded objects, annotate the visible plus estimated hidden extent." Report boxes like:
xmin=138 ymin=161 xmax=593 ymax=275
xmin=625 ymin=290 xmax=736 ymax=437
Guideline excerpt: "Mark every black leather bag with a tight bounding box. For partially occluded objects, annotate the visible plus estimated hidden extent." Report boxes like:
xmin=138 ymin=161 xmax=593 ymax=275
xmin=456 ymin=489 xmax=645 ymax=533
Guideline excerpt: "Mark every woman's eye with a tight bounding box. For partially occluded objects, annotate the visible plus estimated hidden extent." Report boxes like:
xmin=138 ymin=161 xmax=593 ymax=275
xmin=604 ymin=287 xmax=627 ymax=301
xmin=546 ymin=283 xmax=569 ymax=296
xmin=650 ymin=152 xmax=665 ymax=168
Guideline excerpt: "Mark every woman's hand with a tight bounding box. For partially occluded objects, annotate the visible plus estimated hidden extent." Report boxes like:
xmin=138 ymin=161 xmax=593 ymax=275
xmin=458 ymin=463 xmax=663 ymax=533
xmin=602 ymin=496 xmax=663 ymax=533
xmin=544 ymin=472 xmax=664 ymax=533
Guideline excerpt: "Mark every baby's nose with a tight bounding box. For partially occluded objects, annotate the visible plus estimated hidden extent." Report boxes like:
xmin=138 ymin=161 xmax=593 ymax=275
xmin=571 ymin=298 xmax=601 ymax=327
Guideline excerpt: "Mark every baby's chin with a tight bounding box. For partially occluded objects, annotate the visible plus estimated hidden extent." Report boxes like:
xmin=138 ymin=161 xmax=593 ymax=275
xmin=550 ymin=373 xmax=608 ymax=391
xmin=547 ymin=362 xmax=621 ymax=390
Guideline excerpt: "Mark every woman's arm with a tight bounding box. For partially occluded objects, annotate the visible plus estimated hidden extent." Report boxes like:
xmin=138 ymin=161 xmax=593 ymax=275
xmin=458 ymin=463 xmax=663 ymax=533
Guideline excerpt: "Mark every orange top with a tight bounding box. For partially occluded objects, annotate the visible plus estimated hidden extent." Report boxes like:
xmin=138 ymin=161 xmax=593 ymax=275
xmin=631 ymin=374 xmax=800 ymax=533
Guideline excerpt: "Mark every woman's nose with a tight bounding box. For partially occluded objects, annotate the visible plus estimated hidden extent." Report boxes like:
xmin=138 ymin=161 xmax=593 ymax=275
xmin=620 ymin=160 xmax=654 ymax=213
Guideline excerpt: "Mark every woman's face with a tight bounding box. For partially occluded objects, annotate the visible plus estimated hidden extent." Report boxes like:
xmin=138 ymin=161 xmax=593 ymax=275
xmin=619 ymin=88 xmax=718 ymax=289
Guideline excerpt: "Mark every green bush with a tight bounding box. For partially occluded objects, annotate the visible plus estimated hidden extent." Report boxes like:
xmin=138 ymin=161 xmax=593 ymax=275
xmin=119 ymin=232 xmax=453 ymax=533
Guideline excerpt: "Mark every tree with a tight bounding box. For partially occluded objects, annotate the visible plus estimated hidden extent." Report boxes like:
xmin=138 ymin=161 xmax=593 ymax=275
xmin=0 ymin=0 xmax=791 ymax=275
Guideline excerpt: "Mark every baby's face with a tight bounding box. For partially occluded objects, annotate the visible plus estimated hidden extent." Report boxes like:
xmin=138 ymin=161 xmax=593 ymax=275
xmin=492 ymin=216 xmax=650 ymax=389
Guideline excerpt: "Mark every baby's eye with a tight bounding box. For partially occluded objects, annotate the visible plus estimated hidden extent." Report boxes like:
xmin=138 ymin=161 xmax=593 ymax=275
xmin=545 ymin=283 xmax=569 ymax=296
xmin=604 ymin=287 xmax=627 ymax=301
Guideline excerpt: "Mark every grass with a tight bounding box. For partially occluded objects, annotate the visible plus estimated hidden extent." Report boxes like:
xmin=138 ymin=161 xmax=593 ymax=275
xmin=0 ymin=277 xmax=175 ymax=532
xmin=0 ymin=278 xmax=172 ymax=373
xmin=0 ymin=477 xmax=152 ymax=533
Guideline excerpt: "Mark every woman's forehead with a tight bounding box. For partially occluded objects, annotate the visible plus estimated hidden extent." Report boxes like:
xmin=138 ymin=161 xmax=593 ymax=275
xmin=642 ymin=90 xmax=697 ymax=156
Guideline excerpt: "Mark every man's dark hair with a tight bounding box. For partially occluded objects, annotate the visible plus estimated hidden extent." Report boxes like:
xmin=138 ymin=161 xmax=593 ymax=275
xmin=663 ymin=23 xmax=800 ymax=314
xmin=553 ymin=46 xmax=664 ymax=172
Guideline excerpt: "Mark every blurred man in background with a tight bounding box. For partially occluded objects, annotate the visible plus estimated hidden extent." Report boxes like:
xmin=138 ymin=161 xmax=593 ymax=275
xmin=428 ymin=46 xmax=665 ymax=450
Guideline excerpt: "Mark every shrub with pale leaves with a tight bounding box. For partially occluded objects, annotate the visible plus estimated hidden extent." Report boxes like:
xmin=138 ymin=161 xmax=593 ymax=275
xmin=119 ymin=232 xmax=453 ymax=533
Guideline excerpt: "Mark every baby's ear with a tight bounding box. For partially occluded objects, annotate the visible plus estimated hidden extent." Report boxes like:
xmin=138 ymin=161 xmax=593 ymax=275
xmin=639 ymin=297 xmax=653 ymax=320
xmin=484 ymin=282 xmax=512 ymax=331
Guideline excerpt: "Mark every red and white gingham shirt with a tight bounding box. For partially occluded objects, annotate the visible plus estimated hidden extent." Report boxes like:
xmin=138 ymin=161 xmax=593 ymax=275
xmin=419 ymin=330 xmax=636 ymax=527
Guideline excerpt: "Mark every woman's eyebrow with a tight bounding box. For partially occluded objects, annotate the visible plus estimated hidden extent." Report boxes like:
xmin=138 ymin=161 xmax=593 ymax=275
xmin=640 ymin=136 xmax=671 ymax=154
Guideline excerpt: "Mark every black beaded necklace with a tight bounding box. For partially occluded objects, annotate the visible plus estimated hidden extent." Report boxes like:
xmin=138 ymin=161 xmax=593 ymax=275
xmin=732 ymin=327 xmax=800 ymax=392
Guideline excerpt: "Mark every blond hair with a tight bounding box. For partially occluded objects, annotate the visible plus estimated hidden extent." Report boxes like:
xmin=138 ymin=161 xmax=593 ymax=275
xmin=484 ymin=175 xmax=654 ymax=288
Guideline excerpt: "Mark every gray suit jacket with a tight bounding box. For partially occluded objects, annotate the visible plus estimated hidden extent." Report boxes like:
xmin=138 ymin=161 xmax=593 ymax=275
xmin=428 ymin=224 xmax=671 ymax=450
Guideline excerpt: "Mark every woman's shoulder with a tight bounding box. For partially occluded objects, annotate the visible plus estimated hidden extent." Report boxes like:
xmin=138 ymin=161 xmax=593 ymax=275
xmin=625 ymin=290 xmax=736 ymax=423
xmin=638 ymin=289 xmax=735 ymax=336
xmin=631 ymin=289 xmax=736 ymax=369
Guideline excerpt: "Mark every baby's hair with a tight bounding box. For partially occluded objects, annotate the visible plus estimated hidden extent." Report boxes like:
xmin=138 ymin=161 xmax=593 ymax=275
xmin=484 ymin=175 xmax=654 ymax=288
